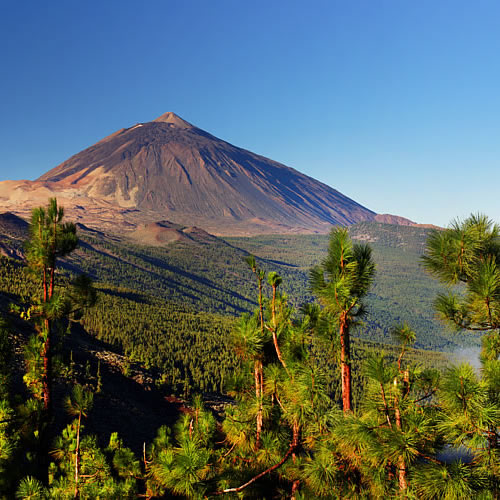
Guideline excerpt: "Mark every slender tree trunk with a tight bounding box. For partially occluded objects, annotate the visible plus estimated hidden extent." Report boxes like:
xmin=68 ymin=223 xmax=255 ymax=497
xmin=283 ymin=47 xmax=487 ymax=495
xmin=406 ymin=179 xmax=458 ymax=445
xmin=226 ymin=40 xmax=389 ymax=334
xmin=74 ymin=412 xmax=82 ymax=498
xmin=272 ymin=331 xmax=287 ymax=370
xmin=215 ymin=441 xmax=296 ymax=494
xmin=41 ymin=253 xmax=52 ymax=483
xmin=271 ymin=285 xmax=277 ymax=328
xmin=254 ymin=361 xmax=260 ymax=398
xmin=258 ymin=278 xmax=264 ymax=330
xmin=339 ymin=316 xmax=352 ymax=412
xmin=255 ymin=275 xmax=264 ymax=449
xmin=403 ymin=369 xmax=410 ymax=397
xmin=394 ymin=384 xmax=408 ymax=492
xmin=50 ymin=217 xmax=57 ymax=300
xmin=41 ymin=270 xmax=53 ymax=484
xmin=290 ymin=425 xmax=301 ymax=499
xmin=259 ymin=363 xmax=264 ymax=391
xmin=43 ymin=269 xmax=48 ymax=303
xmin=42 ymin=321 xmax=51 ymax=413
xmin=39 ymin=221 xmax=48 ymax=303
xmin=398 ymin=347 xmax=411 ymax=397
xmin=380 ymin=383 xmax=393 ymax=428
xmin=49 ymin=267 xmax=54 ymax=300
xmin=42 ymin=257 xmax=51 ymax=412
xmin=395 ymin=421 xmax=407 ymax=491
xmin=39 ymin=321 xmax=52 ymax=485
xmin=271 ymin=285 xmax=287 ymax=370
xmin=255 ymin=360 xmax=263 ymax=449
xmin=292 ymin=421 xmax=300 ymax=461
xmin=38 ymin=324 xmax=52 ymax=485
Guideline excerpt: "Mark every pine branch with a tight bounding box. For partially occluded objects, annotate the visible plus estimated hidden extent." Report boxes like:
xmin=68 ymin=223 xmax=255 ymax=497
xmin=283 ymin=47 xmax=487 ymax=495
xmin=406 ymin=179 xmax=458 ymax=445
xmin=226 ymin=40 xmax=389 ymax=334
xmin=213 ymin=442 xmax=295 ymax=495
xmin=416 ymin=452 xmax=444 ymax=465
xmin=414 ymin=390 xmax=437 ymax=403
xmin=221 ymin=441 xmax=237 ymax=459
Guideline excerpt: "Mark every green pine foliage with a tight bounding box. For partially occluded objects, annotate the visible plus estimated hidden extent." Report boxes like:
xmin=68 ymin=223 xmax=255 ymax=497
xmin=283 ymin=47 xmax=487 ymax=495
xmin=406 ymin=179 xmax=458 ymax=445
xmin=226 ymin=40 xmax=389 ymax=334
xmin=147 ymin=397 xmax=217 ymax=498
xmin=1 ymin=204 xmax=499 ymax=498
xmin=82 ymin=287 xmax=236 ymax=395
xmin=48 ymin=415 xmax=140 ymax=498
xmin=228 ymin=223 xmax=478 ymax=351
xmin=0 ymin=256 xmax=447 ymax=401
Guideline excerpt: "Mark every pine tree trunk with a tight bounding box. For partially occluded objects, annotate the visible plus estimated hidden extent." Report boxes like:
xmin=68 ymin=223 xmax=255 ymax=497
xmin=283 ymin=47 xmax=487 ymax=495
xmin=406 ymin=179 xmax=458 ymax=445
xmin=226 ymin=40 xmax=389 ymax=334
xmin=42 ymin=321 xmax=51 ymax=413
xmin=39 ymin=329 xmax=51 ymax=485
xmin=397 ymin=455 xmax=408 ymax=492
xmin=256 ymin=277 xmax=264 ymax=449
xmin=380 ymin=383 xmax=393 ymax=428
xmin=43 ymin=269 xmax=48 ymax=303
xmin=291 ymin=480 xmax=300 ymax=499
xmin=340 ymin=317 xmax=352 ymax=412
xmin=52 ymin=218 xmax=57 ymax=300
xmin=255 ymin=360 xmax=263 ymax=449
xmin=49 ymin=267 xmax=54 ymax=300
xmin=255 ymin=275 xmax=264 ymax=448
xmin=403 ymin=369 xmax=410 ymax=396
xmin=394 ymin=389 xmax=407 ymax=491
xmin=40 ymin=313 xmax=52 ymax=484
xmin=74 ymin=412 xmax=81 ymax=498
xmin=271 ymin=284 xmax=287 ymax=370
xmin=258 ymin=278 xmax=264 ymax=329
xmin=42 ymin=258 xmax=51 ymax=412
xmin=292 ymin=421 xmax=300 ymax=461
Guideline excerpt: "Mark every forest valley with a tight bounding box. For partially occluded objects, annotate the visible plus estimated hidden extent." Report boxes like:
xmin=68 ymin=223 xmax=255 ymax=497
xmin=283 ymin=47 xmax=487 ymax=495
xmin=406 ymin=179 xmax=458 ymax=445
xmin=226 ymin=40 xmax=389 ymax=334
xmin=0 ymin=199 xmax=499 ymax=499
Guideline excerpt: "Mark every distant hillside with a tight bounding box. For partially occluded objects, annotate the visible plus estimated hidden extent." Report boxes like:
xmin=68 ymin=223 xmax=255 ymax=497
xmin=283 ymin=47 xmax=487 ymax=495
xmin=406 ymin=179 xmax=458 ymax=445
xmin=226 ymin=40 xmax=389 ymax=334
xmin=227 ymin=222 xmax=476 ymax=351
xmin=0 ymin=212 xmax=27 ymax=259
xmin=0 ymin=214 xmax=476 ymax=352
xmin=128 ymin=221 xmax=218 ymax=246
xmin=0 ymin=256 xmax=447 ymax=406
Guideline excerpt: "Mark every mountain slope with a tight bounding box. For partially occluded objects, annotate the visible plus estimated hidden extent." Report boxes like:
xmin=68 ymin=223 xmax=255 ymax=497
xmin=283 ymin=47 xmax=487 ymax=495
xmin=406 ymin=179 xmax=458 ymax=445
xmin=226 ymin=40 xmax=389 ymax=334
xmin=32 ymin=112 xmax=377 ymax=234
xmin=0 ymin=213 xmax=475 ymax=352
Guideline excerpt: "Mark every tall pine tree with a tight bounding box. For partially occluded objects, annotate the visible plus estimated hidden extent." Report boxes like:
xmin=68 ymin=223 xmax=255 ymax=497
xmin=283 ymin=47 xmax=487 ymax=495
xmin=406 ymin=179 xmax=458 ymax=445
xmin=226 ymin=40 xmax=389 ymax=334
xmin=310 ymin=227 xmax=375 ymax=412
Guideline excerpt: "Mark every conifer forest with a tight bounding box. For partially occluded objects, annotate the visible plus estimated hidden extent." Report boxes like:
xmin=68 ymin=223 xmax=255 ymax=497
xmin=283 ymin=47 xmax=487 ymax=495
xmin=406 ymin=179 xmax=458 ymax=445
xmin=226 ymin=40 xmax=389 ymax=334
xmin=0 ymin=199 xmax=499 ymax=499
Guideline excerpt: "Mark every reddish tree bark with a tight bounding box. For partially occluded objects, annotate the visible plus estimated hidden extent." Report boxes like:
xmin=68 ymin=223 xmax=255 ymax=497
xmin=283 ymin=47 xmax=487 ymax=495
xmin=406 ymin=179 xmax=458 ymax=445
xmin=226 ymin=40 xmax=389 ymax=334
xmin=339 ymin=316 xmax=352 ymax=413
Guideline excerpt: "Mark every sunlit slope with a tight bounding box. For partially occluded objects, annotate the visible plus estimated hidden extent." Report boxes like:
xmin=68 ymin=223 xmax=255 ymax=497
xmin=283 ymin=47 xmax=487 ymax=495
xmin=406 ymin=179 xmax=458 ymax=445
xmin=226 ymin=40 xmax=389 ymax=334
xmin=0 ymin=213 xmax=474 ymax=351
xmin=227 ymin=222 xmax=475 ymax=351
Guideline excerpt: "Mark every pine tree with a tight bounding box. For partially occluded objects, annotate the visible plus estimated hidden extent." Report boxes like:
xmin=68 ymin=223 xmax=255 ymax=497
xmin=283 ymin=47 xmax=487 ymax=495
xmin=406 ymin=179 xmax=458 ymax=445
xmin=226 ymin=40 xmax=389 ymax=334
xmin=310 ymin=227 xmax=375 ymax=412
xmin=24 ymin=198 xmax=78 ymax=413
xmin=422 ymin=214 xmax=500 ymax=332
xmin=217 ymin=270 xmax=334 ymax=497
xmin=244 ymin=255 xmax=266 ymax=448
xmin=18 ymin=198 xmax=96 ymax=486
xmin=147 ymin=396 xmax=216 ymax=498
xmin=423 ymin=214 xmax=500 ymax=495
xmin=47 ymin=392 xmax=139 ymax=498
xmin=64 ymin=385 xmax=94 ymax=498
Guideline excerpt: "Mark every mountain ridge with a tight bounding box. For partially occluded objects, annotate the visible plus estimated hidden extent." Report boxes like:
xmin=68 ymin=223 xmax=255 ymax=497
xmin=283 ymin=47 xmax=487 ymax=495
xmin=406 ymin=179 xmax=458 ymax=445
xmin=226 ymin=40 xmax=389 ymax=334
xmin=0 ymin=112 xmax=415 ymax=235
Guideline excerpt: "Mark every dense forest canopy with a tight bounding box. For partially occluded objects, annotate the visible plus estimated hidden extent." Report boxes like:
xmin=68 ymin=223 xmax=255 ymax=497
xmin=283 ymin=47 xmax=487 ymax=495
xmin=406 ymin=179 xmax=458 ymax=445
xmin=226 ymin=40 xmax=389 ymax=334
xmin=0 ymin=202 xmax=498 ymax=498
xmin=0 ymin=212 xmax=479 ymax=352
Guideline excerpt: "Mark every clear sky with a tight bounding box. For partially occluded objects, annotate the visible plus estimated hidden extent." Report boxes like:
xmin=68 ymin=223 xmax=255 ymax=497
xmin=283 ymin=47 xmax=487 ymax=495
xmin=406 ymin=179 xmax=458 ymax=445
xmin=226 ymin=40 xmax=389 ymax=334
xmin=1 ymin=0 xmax=499 ymax=226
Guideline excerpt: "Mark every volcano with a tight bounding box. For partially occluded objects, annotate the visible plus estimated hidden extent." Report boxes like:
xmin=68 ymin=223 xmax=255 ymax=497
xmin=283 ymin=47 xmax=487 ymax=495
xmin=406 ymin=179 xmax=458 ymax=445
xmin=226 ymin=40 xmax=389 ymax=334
xmin=0 ymin=113 xmax=410 ymax=235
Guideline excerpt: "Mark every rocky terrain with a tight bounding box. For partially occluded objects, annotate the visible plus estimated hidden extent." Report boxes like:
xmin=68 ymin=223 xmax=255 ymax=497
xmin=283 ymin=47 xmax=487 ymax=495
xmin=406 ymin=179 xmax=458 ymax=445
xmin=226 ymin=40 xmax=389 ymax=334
xmin=0 ymin=112 xmax=417 ymax=236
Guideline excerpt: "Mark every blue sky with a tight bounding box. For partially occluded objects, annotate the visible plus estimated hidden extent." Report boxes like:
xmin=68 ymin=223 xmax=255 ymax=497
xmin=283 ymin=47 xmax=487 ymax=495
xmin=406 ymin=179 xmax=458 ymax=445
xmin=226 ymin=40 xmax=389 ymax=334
xmin=1 ymin=0 xmax=499 ymax=226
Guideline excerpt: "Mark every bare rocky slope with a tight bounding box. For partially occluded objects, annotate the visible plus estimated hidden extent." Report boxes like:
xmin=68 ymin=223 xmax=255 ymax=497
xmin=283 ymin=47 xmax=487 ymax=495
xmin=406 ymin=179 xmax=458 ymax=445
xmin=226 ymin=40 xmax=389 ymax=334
xmin=0 ymin=112 xmax=415 ymax=236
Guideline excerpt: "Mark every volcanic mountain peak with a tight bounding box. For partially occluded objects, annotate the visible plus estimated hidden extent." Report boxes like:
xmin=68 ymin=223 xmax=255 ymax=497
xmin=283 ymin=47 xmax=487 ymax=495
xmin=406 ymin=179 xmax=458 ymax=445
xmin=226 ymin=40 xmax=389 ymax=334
xmin=153 ymin=112 xmax=194 ymax=128
xmin=0 ymin=112 xmax=418 ymax=236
